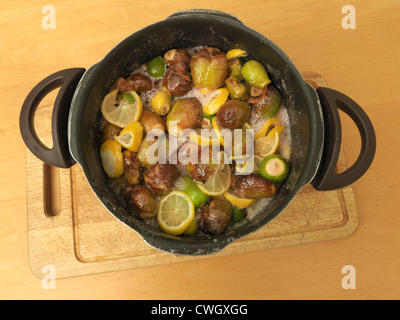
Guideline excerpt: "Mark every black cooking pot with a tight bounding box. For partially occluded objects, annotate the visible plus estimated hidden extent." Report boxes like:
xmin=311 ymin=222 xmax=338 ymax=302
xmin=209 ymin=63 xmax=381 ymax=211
xmin=20 ymin=9 xmax=376 ymax=255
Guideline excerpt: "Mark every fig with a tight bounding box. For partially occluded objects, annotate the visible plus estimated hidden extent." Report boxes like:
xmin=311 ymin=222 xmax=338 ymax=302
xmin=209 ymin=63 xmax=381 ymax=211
xmin=164 ymin=49 xmax=191 ymax=74
xmin=166 ymin=97 xmax=203 ymax=137
xmin=162 ymin=67 xmax=192 ymax=97
xmin=189 ymin=47 xmax=229 ymax=89
xmin=249 ymin=85 xmax=282 ymax=118
xmin=140 ymin=109 xmax=166 ymax=134
xmin=228 ymin=58 xmax=243 ymax=79
xmin=216 ymin=100 xmax=250 ymax=130
xmin=199 ymin=198 xmax=232 ymax=235
xmin=225 ymin=76 xmax=247 ymax=100
xmin=242 ymin=60 xmax=271 ymax=89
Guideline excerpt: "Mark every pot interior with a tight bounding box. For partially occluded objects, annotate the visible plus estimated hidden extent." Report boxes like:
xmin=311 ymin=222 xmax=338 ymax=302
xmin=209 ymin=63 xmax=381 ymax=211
xmin=69 ymin=12 xmax=323 ymax=255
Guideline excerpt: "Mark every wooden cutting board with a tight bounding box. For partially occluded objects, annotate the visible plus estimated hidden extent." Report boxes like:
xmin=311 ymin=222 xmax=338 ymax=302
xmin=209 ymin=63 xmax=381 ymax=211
xmin=26 ymin=72 xmax=358 ymax=279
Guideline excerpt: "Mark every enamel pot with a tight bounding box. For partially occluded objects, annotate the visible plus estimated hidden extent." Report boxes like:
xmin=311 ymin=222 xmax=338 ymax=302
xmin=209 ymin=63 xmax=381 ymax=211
xmin=19 ymin=9 xmax=376 ymax=255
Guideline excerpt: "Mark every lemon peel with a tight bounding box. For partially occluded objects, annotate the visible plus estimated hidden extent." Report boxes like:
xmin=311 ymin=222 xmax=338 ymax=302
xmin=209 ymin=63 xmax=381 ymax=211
xmin=203 ymin=88 xmax=229 ymax=116
xmin=226 ymin=49 xmax=248 ymax=60
xmin=100 ymin=139 xmax=124 ymax=178
xmin=224 ymin=191 xmax=255 ymax=209
xmin=114 ymin=121 xmax=143 ymax=152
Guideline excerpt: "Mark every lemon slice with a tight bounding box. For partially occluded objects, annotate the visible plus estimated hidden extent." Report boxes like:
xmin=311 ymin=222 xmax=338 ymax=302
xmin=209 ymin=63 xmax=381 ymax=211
xmin=255 ymin=129 xmax=280 ymax=157
xmin=101 ymin=90 xmax=143 ymax=128
xmin=157 ymin=191 xmax=195 ymax=235
xmin=196 ymin=161 xmax=231 ymax=196
xmin=211 ymin=117 xmax=226 ymax=147
xmin=224 ymin=190 xmax=255 ymax=209
xmin=226 ymin=49 xmax=248 ymax=60
xmin=100 ymin=139 xmax=124 ymax=178
xmin=189 ymin=129 xmax=221 ymax=147
xmin=114 ymin=121 xmax=143 ymax=152
xmin=203 ymin=88 xmax=229 ymax=115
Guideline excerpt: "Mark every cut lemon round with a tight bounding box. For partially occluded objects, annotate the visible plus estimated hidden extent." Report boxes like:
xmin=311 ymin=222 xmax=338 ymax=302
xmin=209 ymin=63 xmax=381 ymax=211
xmin=114 ymin=121 xmax=143 ymax=152
xmin=203 ymin=88 xmax=229 ymax=116
xmin=101 ymin=90 xmax=143 ymax=128
xmin=226 ymin=49 xmax=248 ymax=60
xmin=196 ymin=162 xmax=231 ymax=196
xmin=224 ymin=190 xmax=255 ymax=209
xmin=100 ymin=139 xmax=124 ymax=178
xmin=255 ymin=129 xmax=280 ymax=157
xmin=157 ymin=191 xmax=195 ymax=235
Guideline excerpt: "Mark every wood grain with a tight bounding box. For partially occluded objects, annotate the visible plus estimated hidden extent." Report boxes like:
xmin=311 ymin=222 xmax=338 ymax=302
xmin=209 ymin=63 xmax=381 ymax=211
xmin=25 ymin=73 xmax=359 ymax=279
xmin=1 ymin=0 xmax=399 ymax=299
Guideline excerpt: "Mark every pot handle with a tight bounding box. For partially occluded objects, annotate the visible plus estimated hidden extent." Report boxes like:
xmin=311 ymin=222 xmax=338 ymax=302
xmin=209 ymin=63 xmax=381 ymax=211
xmin=166 ymin=9 xmax=244 ymax=25
xmin=19 ymin=68 xmax=86 ymax=168
xmin=311 ymin=87 xmax=376 ymax=191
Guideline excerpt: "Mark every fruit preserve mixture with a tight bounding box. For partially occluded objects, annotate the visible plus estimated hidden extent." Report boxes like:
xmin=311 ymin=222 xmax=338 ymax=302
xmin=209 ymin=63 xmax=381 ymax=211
xmin=99 ymin=47 xmax=291 ymax=237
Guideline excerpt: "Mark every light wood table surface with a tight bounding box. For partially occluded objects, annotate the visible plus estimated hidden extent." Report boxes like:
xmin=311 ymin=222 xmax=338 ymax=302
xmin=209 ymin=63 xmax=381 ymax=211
xmin=0 ymin=0 xmax=398 ymax=300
